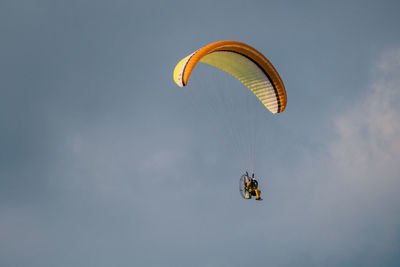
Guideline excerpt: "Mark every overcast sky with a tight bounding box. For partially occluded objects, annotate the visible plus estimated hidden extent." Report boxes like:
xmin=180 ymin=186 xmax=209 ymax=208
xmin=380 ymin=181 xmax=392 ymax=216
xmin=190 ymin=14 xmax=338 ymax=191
xmin=1 ymin=0 xmax=400 ymax=266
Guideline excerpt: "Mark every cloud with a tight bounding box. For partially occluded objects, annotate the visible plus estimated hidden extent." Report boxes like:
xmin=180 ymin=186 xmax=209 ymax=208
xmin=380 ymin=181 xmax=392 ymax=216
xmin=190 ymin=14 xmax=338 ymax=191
xmin=304 ymin=48 xmax=400 ymax=265
xmin=330 ymin=48 xmax=400 ymax=175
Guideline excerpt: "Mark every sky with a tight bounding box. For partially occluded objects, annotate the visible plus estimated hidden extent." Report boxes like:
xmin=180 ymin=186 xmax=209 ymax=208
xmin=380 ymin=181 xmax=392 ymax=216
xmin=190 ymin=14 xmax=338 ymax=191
xmin=1 ymin=0 xmax=400 ymax=266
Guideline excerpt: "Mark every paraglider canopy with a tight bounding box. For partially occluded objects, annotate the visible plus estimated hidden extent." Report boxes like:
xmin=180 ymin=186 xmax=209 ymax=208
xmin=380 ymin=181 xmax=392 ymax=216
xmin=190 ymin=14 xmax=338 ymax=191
xmin=173 ymin=40 xmax=287 ymax=114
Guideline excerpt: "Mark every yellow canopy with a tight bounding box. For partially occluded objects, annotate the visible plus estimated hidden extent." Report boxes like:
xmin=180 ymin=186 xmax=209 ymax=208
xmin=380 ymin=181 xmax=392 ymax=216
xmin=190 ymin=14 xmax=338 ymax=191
xmin=173 ymin=41 xmax=287 ymax=114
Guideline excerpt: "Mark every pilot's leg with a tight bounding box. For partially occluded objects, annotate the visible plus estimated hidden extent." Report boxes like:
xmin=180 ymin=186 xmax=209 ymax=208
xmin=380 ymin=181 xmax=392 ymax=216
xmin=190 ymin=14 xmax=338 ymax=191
xmin=255 ymin=190 xmax=263 ymax=201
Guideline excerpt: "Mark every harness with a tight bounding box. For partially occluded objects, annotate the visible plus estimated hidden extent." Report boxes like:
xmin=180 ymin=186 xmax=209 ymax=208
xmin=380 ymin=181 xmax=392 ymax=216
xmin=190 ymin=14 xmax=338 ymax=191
xmin=247 ymin=179 xmax=258 ymax=191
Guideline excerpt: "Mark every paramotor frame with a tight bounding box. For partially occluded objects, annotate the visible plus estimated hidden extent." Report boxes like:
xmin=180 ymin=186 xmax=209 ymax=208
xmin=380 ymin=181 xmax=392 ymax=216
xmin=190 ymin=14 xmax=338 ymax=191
xmin=239 ymin=174 xmax=247 ymax=199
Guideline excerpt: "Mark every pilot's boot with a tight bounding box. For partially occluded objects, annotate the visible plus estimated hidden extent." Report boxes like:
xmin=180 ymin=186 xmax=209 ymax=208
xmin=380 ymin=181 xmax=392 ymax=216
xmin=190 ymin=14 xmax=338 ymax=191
xmin=255 ymin=190 xmax=263 ymax=201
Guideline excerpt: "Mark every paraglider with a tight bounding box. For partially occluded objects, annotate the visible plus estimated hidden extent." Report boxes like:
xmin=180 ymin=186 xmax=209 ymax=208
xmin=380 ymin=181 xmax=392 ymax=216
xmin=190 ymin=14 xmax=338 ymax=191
xmin=173 ymin=40 xmax=287 ymax=113
xmin=240 ymin=172 xmax=263 ymax=201
xmin=173 ymin=41 xmax=287 ymax=200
